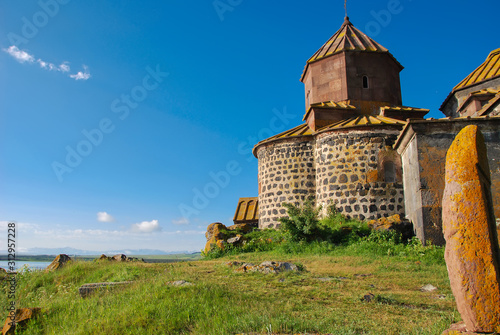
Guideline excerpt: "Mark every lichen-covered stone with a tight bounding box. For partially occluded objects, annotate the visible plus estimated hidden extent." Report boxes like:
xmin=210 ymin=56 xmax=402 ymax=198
xmin=226 ymin=234 xmax=244 ymax=246
xmin=204 ymin=222 xmax=227 ymax=253
xmin=45 ymin=254 xmax=72 ymax=272
xmin=205 ymin=222 xmax=226 ymax=241
xmin=442 ymin=125 xmax=500 ymax=333
xmin=2 ymin=308 xmax=41 ymax=335
xmin=227 ymin=223 xmax=254 ymax=233
xmin=367 ymin=214 xmax=414 ymax=240
xmin=98 ymin=254 xmax=111 ymax=261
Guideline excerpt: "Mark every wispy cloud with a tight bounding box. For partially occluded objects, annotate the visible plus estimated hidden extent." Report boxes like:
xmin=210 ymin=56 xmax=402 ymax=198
xmin=130 ymin=220 xmax=162 ymax=234
xmin=4 ymin=45 xmax=34 ymax=63
xmin=69 ymin=65 xmax=91 ymax=80
xmin=172 ymin=217 xmax=190 ymax=225
xmin=97 ymin=211 xmax=115 ymax=223
xmin=2 ymin=45 xmax=91 ymax=81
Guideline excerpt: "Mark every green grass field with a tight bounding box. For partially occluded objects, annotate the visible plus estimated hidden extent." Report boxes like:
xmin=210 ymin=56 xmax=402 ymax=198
xmin=0 ymin=241 xmax=458 ymax=334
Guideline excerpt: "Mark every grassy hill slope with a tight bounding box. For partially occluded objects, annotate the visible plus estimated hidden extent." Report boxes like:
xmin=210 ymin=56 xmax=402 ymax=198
xmin=0 ymin=243 xmax=458 ymax=334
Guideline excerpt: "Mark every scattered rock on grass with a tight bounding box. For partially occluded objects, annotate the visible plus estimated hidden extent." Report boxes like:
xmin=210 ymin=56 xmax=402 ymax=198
xmin=227 ymin=234 xmax=244 ymax=246
xmin=420 ymin=284 xmax=438 ymax=292
xmin=167 ymin=280 xmax=193 ymax=287
xmin=316 ymin=277 xmax=333 ymax=282
xmin=79 ymin=282 xmax=133 ymax=298
xmin=227 ymin=261 xmax=301 ymax=274
xmin=362 ymin=293 xmax=375 ymax=303
xmin=1 ymin=308 xmax=41 ymax=335
xmin=97 ymin=254 xmax=145 ymax=262
xmin=45 ymin=254 xmax=72 ymax=272
xmin=354 ymin=273 xmax=373 ymax=278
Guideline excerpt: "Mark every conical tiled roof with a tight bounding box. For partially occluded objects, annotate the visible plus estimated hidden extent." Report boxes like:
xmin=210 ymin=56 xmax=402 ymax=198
xmin=307 ymin=17 xmax=389 ymax=64
xmin=301 ymin=17 xmax=402 ymax=82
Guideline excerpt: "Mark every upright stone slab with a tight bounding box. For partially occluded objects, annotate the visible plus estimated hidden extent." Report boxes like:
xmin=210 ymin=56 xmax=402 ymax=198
xmin=442 ymin=125 xmax=500 ymax=333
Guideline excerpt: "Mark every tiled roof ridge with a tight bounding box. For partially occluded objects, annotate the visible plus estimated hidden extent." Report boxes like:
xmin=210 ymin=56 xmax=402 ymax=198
xmin=306 ymin=17 xmax=389 ymax=64
xmin=453 ymin=47 xmax=500 ymax=91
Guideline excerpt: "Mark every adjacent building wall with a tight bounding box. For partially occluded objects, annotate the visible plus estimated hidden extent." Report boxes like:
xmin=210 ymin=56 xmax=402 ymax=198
xmin=396 ymin=118 xmax=500 ymax=245
xmin=441 ymin=78 xmax=500 ymax=117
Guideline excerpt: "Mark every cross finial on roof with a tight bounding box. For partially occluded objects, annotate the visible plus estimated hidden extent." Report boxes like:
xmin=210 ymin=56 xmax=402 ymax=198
xmin=344 ymin=0 xmax=348 ymax=17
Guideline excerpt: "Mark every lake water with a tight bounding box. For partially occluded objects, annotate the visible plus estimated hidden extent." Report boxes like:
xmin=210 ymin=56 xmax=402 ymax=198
xmin=0 ymin=261 xmax=52 ymax=271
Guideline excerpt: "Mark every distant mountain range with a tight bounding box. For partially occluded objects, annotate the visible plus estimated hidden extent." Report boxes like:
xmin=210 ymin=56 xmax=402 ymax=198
xmin=11 ymin=247 xmax=198 ymax=256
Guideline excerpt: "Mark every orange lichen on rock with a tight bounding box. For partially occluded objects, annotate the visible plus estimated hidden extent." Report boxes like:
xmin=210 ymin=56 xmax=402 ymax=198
xmin=442 ymin=125 xmax=500 ymax=333
xmin=2 ymin=308 xmax=41 ymax=335
xmin=204 ymin=222 xmax=227 ymax=254
xmin=367 ymin=214 xmax=402 ymax=230
xmin=45 ymin=254 xmax=72 ymax=272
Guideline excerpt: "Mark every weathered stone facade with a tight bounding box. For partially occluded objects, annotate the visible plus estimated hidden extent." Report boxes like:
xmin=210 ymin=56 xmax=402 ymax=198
xmin=395 ymin=117 xmax=500 ymax=245
xmin=249 ymin=18 xmax=500 ymax=244
xmin=255 ymin=126 xmax=408 ymax=229
xmin=257 ymin=137 xmax=316 ymax=228
xmin=314 ymin=129 xmax=404 ymax=220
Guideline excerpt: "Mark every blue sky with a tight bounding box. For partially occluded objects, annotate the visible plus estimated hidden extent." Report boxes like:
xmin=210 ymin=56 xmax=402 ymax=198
xmin=0 ymin=0 xmax=498 ymax=253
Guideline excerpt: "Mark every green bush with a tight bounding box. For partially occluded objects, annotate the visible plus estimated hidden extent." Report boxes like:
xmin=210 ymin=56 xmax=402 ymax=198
xmin=202 ymin=200 xmax=444 ymax=265
xmin=279 ymin=198 xmax=321 ymax=242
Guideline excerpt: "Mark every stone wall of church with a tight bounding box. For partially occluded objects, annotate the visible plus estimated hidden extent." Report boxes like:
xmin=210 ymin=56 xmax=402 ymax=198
xmin=256 ymin=137 xmax=316 ymax=229
xmin=314 ymin=128 xmax=405 ymax=220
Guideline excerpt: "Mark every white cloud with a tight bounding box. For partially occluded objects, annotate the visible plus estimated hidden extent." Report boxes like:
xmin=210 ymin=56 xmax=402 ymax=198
xmin=3 ymin=45 xmax=90 ymax=80
xmin=3 ymin=45 xmax=35 ymax=63
xmin=70 ymin=65 xmax=91 ymax=81
xmin=172 ymin=217 xmax=190 ymax=225
xmin=130 ymin=220 xmax=162 ymax=234
xmin=97 ymin=212 xmax=115 ymax=223
xmin=59 ymin=62 xmax=70 ymax=72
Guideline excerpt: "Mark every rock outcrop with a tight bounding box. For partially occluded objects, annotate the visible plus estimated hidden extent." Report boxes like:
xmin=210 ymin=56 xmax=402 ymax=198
xmin=442 ymin=125 xmax=500 ymax=334
xmin=227 ymin=223 xmax=253 ymax=234
xmin=45 ymin=254 xmax=72 ymax=272
xmin=204 ymin=222 xmax=256 ymax=253
xmin=367 ymin=214 xmax=414 ymax=240
xmin=204 ymin=222 xmax=228 ymax=253
xmin=1 ymin=308 xmax=41 ymax=335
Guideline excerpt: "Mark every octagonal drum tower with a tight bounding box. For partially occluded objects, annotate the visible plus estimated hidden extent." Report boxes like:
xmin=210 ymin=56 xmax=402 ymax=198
xmin=253 ymin=17 xmax=428 ymax=229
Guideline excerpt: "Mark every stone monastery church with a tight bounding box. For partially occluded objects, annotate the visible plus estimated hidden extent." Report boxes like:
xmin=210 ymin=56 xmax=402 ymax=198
xmin=234 ymin=17 xmax=500 ymax=246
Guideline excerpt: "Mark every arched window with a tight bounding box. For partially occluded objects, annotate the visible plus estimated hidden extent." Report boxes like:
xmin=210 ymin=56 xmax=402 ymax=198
xmin=362 ymin=76 xmax=369 ymax=89
xmin=384 ymin=161 xmax=396 ymax=183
